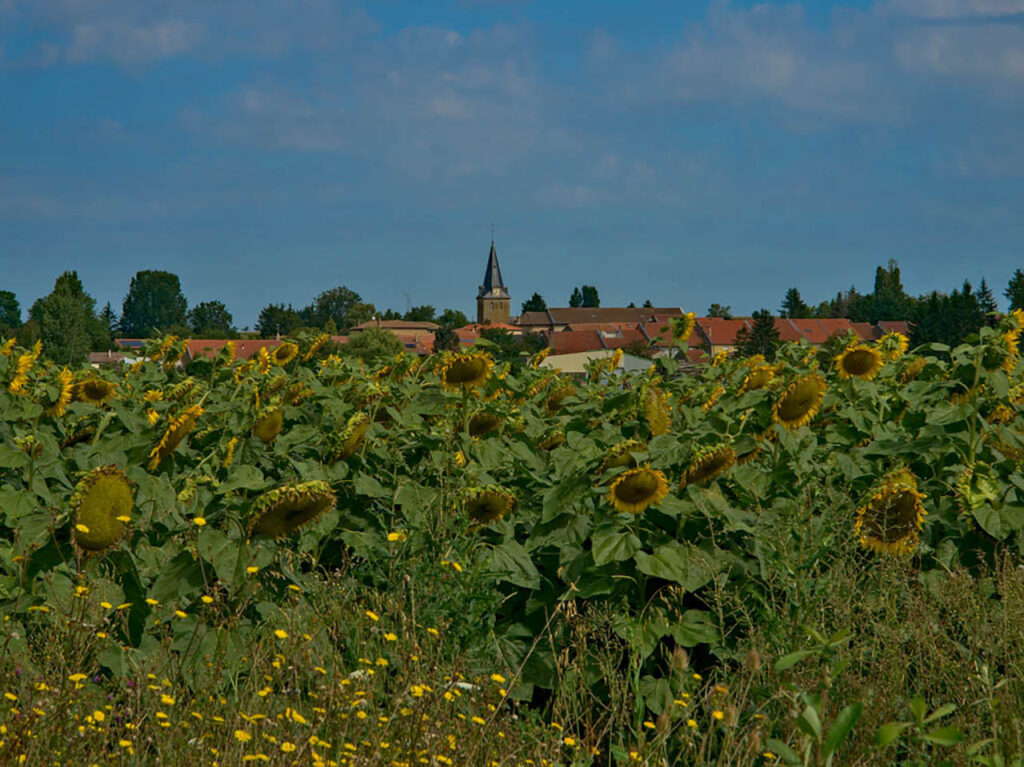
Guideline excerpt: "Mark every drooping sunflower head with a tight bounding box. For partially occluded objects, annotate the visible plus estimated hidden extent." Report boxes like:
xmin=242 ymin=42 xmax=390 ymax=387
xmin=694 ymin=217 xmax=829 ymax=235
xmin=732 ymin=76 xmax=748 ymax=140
xmin=469 ymin=411 xmax=503 ymax=438
xmin=257 ymin=346 xmax=272 ymax=374
xmin=610 ymin=348 xmax=624 ymax=370
xmin=253 ymin=407 xmax=284 ymax=444
xmin=249 ymin=481 xmax=336 ymax=538
xmin=701 ymin=385 xmax=725 ymax=413
xmin=987 ymin=404 xmax=1016 ymax=425
xmin=599 ymin=439 xmax=646 ymax=474
xmin=0 ymin=337 xmax=15 ymax=357
xmin=898 ymin=356 xmax=927 ymax=384
xmin=440 ymin=352 xmax=493 ymax=390
xmin=671 ymin=312 xmax=697 ymax=342
xmin=740 ymin=362 xmax=776 ymax=393
xmin=464 ymin=486 xmax=518 ymax=525
xmin=302 ymin=334 xmax=330 ymax=362
xmin=147 ymin=405 xmax=204 ymax=470
xmin=876 ymin=331 xmax=910 ymax=361
xmin=854 ymin=469 xmax=927 ymax=555
xmin=954 ymin=465 xmax=1001 ymax=515
xmin=75 ymin=377 xmax=117 ymax=406
xmin=680 ymin=444 xmax=736 ymax=489
xmin=149 ymin=335 xmax=178 ymax=362
xmin=644 ymin=385 xmax=671 ymax=436
xmin=44 ymin=367 xmax=75 ymax=417
xmin=168 ymin=376 xmax=201 ymax=402
xmin=545 ymin=383 xmax=577 ymax=413
xmin=772 ymin=374 xmax=826 ymax=430
xmin=333 ymin=412 xmax=370 ymax=460
xmin=529 ymin=347 xmax=551 ymax=369
xmin=835 ymin=345 xmax=884 ymax=380
xmin=272 ymin=342 xmax=299 ymax=367
xmin=71 ymin=466 xmax=134 ymax=553
xmin=981 ymin=330 xmax=1020 ymax=373
xmin=537 ymin=429 xmax=566 ymax=451
xmin=608 ymin=466 xmax=670 ymax=514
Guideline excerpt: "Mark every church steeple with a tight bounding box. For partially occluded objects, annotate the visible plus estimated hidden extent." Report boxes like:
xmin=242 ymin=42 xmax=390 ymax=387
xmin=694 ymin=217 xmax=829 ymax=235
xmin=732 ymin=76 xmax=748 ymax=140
xmin=476 ymin=239 xmax=510 ymax=325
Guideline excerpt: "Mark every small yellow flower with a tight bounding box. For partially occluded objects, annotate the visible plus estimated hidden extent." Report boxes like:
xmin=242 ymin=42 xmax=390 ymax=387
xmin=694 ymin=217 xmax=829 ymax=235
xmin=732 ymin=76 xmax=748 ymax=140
xmin=365 ymin=610 xmax=380 ymax=622
xmin=75 ymin=524 xmax=90 ymax=534
xmin=174 ymin=610 xmax=187 ymax=619
xmin=564 ymin=737 xmax=576 ymax=747
xmin=93 ymin=710 xmax=106 ymax=722
xmin=274 ymin=629 xmax=288 ymax=639
xmin=246 ymin=566 xmax=259 ymax=574
xmin=161 ymin=694 xmax=175 ymax=706
xmin=119 ymin=739 xmax=132 ymax=748
xmin=280 ymin=742 xmax=296 ymax=753
xmin=472 ymin=716 xmax=486 ymax=725
xmin=426 ymin=627 xmax=439 ymax=636
xmin=490 ymin=673 xmax=506 ymax=683
xmin=145 ymin=598 xmax=159 ymax=606
xmin=384 ymin=632 xmax=397 ymax=642
xmin=712 ymin=710 xmax=724 ymax=720
xmin=201 ymin=595 xmax=214 ymax=604
xmin=234 ymin=730 xmax=252 ymax=742
xmin=193 ymin=517 xmax=207 ymax=527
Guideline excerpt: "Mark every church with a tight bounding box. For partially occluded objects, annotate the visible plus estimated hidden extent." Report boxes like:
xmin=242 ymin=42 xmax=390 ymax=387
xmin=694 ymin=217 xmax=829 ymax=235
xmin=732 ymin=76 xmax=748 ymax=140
xmin=476 ymin=240 xmax=511 ymax=325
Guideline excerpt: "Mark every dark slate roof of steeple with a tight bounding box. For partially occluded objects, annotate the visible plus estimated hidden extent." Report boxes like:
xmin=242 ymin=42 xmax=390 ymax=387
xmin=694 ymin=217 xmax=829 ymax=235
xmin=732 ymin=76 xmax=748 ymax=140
xmin=478 ymin=240 xmax=509 ymax=299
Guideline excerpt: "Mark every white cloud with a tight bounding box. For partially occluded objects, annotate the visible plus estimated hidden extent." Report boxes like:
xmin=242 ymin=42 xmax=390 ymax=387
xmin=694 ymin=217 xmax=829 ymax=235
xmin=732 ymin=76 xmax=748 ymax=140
xmin=878 ymin=0 xmax=1024 ymax=18
xmin=895 ymin=23 xmax=1024 ymax=79
xmin=66 ymin=19 xmax=205 ymax=63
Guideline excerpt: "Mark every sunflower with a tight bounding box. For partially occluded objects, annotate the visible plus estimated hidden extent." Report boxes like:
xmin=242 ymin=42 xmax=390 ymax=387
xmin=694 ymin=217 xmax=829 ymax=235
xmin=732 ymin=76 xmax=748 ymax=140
xmin=835 ymin=345 xmax=884 ymax=380
xmin=284 ymin=382 xmax=312 ymax=405
xmin=221 ymin=340 xmax=237 ymax=364
xmin=8 ymin=341 xmax=41 ymax=395
xmin=333 ymin=412 xmax=370 ymax=460
xmin=545 ymin=383 xmax=577 ymax=413
xmin=257 ymin=347 xmax=272 ymax=374
xmin=440 ymin=352 xmax=492 ymax=390
xmin=877 ymin=331 xmax=910 ymax=361
xmin=75 ymin=377 xmax=117 ymax=405
xmin=0 ymin=337 xmax=15 ymax=356
xmin=735 ymin=443 xmax=763 ymax=466
xmin=149 ymin=335 xmax=177 ymax=362
xmin=986 ymin=404 xmax=1015 ymax=425
xmin=954 ymin=466 xmax=1000 ymax=515
xmin=711 ymin=350 xmax=729 ymax=366
xmin=608 ymin=467 xmax=670 ymax=514
xmin=772 ymin=375 xmax=826 ymax=429
xmin=249 ymin=481 xmax=336 ymax=538
xmin=14 ymin=435 xmax=43 ymax=460
xmin=168 ymin=377 xmax=201 ymax=402
xmin=162 ymin=337 xmax=189 ymax=367
xmin=740 ymin=362 xmax=775 ymax=393
xmin=898 ymin=357 xmax=927 ymax=384
xmin=147 ymin=405 xmax=204 ymax=470
xmin=302 ymin=334 xmax=330 ymax=362
xmin=599 ymin=439 xmax=646 ymax=474
xmin=854 ymin=470 xmax=927 ymax=555
xmin=468 ymin=411 xmax=503 ymax=438
xmin=272 ymin=342 xmax=299 ymax=366
xmin=529 ymin=347 xmax=551 ymax=369
xmin=701 ymin=385 xmax=725 ymax=413
xmin=671 ymin=312 xmax=697 ymax=342
xmin=45 ymin=368 xmax=75 ymax=417
xmin=680 ymin=444 xmax=736 ymax=488
xmin=645 ymin=385 xmax=671 ymax=436
xmin=71 ymin=466 xmax=134 ymax=553
xmin=464 ymin=486 xmax=518 ymax=525
xmin=253 ymin=408 xmax=284 ymax=444
xmin=610 ymin=348 xmax=624 ymax=370
xmin=537 ymin=429 xmax=566 ymax=450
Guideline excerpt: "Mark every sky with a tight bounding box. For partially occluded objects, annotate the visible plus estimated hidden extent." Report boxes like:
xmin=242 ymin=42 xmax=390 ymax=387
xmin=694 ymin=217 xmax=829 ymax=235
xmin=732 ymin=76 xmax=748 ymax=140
xmin=1 ymin=0 xmax=1023 ymax=328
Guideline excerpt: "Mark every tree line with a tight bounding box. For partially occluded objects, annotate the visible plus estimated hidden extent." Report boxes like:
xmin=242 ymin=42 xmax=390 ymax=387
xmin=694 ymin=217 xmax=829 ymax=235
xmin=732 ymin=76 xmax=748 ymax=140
xmin=0 ymin=270 xmax=469 ymax=366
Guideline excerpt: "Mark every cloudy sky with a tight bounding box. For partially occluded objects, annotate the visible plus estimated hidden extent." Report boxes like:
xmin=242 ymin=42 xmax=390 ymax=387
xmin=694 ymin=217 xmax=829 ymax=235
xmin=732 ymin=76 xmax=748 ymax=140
xmin=2 ymin=0 xmax=1023 ymax=327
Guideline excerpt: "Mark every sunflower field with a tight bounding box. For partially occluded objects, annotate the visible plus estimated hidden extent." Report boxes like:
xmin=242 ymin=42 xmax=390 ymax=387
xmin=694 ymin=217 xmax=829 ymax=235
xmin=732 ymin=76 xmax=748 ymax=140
xmin=3 ymin=319 xmax=1024 ymax=766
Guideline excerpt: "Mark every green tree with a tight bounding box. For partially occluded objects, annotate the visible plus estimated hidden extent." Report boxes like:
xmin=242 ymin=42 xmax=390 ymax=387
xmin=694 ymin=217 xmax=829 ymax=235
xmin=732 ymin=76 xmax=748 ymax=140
xmin=188 ymin=300 xmax=236 ymax=337
xmin=866 ymin=260 xmax=912 ymax=321
xmin=0 ymin=290 xmax=20 ymax=334
xmin=433 ymin=326 xmax=460 ymax=353
xmin=341 ymin=328 xmax=405 ymax=362
xmin=733 ymin=309 xmax=780 ymax=360
xmin=404 ymin=305 xmax=436 ymax=323
xmin=98 ymin=302 xmax=119 ymax=338
xmin=581 ymin=285 xmax=600 ymax=308
xmin=256 ymin=304 xmax=302 ymax=339
xmin=707 ymin=303 xmax=732 ymax=319
xmin=521 ymin=293 xmax=547 ymax=314
xmin=438 ymin=308 xmax=469 ymax=328
xmin=1005 ymin=269 xmax=1024 ymax=311
xmin=121 ymin=270 xmax=188 ymax=337
xmin=30 ymin=271 xmax=100 ymax=365
xmin=977 ymin=278 xmax=998 ymax=325
xmin=303 ymin=286 xmax=375 ymax=332
xmin=569 ymin=287 xmax=583 ymax=308
xmin=780 ymin=288 xmax=811 ymax=318
xmin=379 ymin=309 xmax=403 ymax=321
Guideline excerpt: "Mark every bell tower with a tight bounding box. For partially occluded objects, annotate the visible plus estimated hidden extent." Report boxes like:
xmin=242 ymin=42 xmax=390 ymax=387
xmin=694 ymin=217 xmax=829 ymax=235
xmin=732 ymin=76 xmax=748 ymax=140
xmin=476 ymin=240 xmax=510 ymax=325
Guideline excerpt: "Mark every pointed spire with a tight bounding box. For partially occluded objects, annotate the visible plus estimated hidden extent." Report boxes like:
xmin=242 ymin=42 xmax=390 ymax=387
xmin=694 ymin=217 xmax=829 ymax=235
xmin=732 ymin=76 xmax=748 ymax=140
xmin=478 ymin=240 xmax=509 ymax=298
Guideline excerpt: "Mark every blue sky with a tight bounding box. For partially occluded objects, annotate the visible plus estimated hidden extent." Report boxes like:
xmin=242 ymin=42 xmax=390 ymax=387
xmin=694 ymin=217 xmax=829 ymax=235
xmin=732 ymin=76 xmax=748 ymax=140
xmin=2 ymin=0 xmax=1023 ymax=328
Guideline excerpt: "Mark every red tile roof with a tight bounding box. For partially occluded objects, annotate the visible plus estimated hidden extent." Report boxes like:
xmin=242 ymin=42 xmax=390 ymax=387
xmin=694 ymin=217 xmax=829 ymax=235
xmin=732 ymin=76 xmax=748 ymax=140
xmin=695 ymin=318 xmax=751 ymax=346
xmin=352 ymin=319 xmax=440 ymax=332
xmin=518 ymin=307 xmax=683 ymax=327
xmin=187 ymin=339 xmax=282 ymax=360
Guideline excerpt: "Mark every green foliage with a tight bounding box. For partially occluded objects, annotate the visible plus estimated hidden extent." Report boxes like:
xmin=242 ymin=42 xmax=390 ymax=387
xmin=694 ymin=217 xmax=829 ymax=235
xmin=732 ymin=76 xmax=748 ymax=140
xmin=121 ymin=270 xmax=188 ymax=337
xmin=780 ymin=288 xmax=811 ymax=318
xmin=404 ymin=305 xmax=436 ymax=322
xmin=433 ymin=325 xmax=460 ymax=353
xmin=521 ymin=293 xmax=547 ymax=314
xmin=707 ymin=303 xmax=733 ymax=319
xmin=1005 ymin=269 xmax=1024 ymax=312
xmin=302 ymin=285 xmax=375 ymax=332
xmin=29 ymin=271 xmax=108 ymax=365
xmin=187 ymin=300 xmax=236 ymax=337
xmin=438 ymin=308 xmax=469 ymax=328
xmin=0 ymin=289 xmax=20 ymax=332
xmin=735 ymin=308 xmax=780 ymax=360
xmin=255 ymin=303 xmax=302 ymax=338
xmin=341 ymin=327 xmax=405 ymax=361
